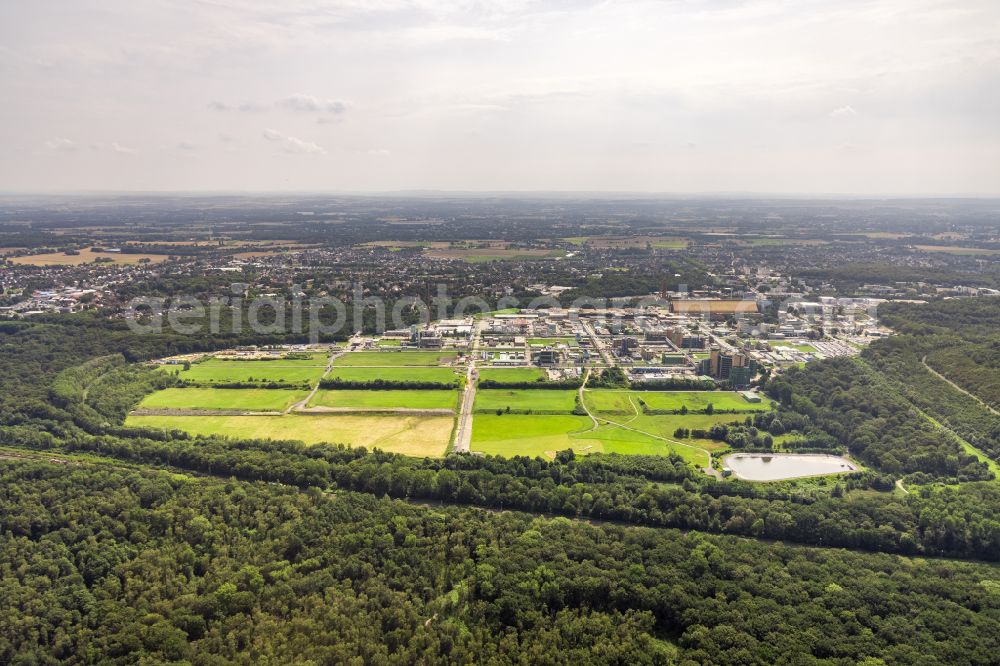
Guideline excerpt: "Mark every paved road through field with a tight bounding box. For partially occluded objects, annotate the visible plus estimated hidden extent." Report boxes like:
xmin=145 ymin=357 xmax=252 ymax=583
xmin=452 ymin=320 xmax=482 ymax=452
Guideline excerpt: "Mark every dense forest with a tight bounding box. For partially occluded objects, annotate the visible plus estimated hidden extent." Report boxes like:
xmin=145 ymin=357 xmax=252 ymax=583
xmin=869 ymin=299 xmax=1000 ymax=461
xmin=767 ymin=358 xmax=992 ymax=482
xmin=3 ymin=459 xmax=1000 ymax=665
xmin=879 ymin=297 xmax=1000 ymax=410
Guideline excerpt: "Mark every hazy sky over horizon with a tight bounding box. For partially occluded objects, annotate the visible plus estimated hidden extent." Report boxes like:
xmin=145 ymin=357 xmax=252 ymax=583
xmin=1 ymin=0 xmax=998 ymax=194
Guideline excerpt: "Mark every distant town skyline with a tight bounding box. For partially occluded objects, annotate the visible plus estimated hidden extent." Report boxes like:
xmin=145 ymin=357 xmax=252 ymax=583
xmin=1 ymin=0 xmax=998 ymax=194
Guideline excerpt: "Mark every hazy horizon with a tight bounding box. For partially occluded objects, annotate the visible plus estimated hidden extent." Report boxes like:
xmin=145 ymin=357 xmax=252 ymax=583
xmin=2 ymin=0 xmax=999 ymax=194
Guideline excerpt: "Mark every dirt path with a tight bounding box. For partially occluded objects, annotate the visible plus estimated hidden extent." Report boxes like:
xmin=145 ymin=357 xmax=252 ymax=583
xmin=921 ymin=355 xmax=1000 ymax=416
xmin=624 ymin=394 xmax=641 ymax=425
xmin=130 ymin=408 xmax=282 ymax=416
xmin=597 ymin=415 xmax=714 ymax=471
xmin=286 ymin=342 xmax=354 ymax=414
xmin=577 ymin=383 xmax=714 ymax=472
xmin=296 ymin=407 xmax=455 ymax=415
xmin=579 ymin=368 xmax=600 ymax=432
xmin=857 ymin=356 xmax=1000 ymax=481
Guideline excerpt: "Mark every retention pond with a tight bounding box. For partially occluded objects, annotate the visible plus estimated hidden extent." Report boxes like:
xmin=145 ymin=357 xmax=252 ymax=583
xmin=723 ymin=453 xmax=857 ymax=481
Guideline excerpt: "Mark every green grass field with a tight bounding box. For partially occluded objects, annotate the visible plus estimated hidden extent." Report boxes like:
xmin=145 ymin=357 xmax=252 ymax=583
xmin=309 ymin=389 xmax=458 ymax=410
xmin=157 ymin=361 xmax=327 ymax=384
xmin=471 ymin=415 xmax=600 ymax=457
xmin=527 ymin=337 xmax=580 ymax=347
xmin=587 ymin=423 xmax=708 ymax=464
xmin=325 ymin=366 xmax=461 ymax=384
xmin=470 ymin=414 xmax=715 ymax=464
xmin=126 ymin=413 xmax=454 ymax=456
xmin=137 ymin=388 xmax=308 ymax=411
xmin=584 ymin=390 xmax=773 ymax=413
xmin=376 ymin=339 xmax=403 ymax=347
xmin=478 ymin=367 xmax=548 ymax=383
xmin=474 ymin=389 xmax=577 ymax=413
xmin=201 ymin=355 xmax=327 ymax=366
xmin=622 ymin=412 xmax=738 ymax=432
xmin=335 ymin=351 xmax=458 ymax=367
xmin=474 ymin=308 xmax=520 ymax=319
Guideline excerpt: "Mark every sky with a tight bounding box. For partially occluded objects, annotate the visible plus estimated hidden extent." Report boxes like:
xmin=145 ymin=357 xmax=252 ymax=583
xmin=0 ymin=0 xmax=998 ymax=194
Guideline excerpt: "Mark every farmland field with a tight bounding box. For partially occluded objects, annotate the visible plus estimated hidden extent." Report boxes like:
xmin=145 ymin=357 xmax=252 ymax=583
xmin=478 ymin=367 xmax=547 ymax=383
xmin=913 ymin=245 xmax=1000 ymax=256
xmin=425 ymin=247 xmax=564 ymax=262
xmin=335 ymin=351 xmax=458 ymax=367
xmin=325 ymin=366 xmax=461 ymax=384
xmin=126 ymin=413 xmax=454 ymax=456
xmin=584 ymin=390 xmax=772 ymax=413
xmin=137 ymin=388 xmax=307 ymax=411
xmin=8 ymin=248 xmax=171 ymax=266
xmin=474 ymin=389 xmax=577 ymax=413
xmin=624 ymin=414 xmax=739 ymax=453
xmin=308 ymin=389 xmax=458 ymax=410
xmin=157 ymin=361 xmax=326 ymax=384
xmin=564 ymin=236 xmax=688 ymax=250
xmin=471 ymin=415 xmax=601 ymax=457
xmin=470 ymin=414 xmax=716 ymax=464
xmin=588 ymin=423 xmax=711 ymax=465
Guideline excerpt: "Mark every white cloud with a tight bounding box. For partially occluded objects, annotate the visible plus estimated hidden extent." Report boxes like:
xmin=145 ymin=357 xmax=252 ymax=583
xmin=210 ymin=95 xmax=349 ymax=115
xmin=262 ymin=128 xmax=325 ymax=154
xmin=829 ymin=105 xmax=858 ymax=118
xmin=44 ymin=137 xmax=78 ymax=152
xmin=4 ymin=0 xmax=1000 ymax=192
xmin=278 ymin=94 xmax=348 ymax=114
xmin=111 ymin=142 xmax=136 ymax=154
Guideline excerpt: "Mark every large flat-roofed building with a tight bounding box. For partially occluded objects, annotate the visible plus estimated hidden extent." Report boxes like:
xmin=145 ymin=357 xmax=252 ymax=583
xmin=670 ymin=299 xmax=759 ymax=320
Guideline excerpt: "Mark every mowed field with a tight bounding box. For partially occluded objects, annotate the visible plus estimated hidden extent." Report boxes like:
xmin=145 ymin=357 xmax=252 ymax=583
xmin=478 ymin=367 xmax=548 ymax=383
xmin=137 ymin=388 xmax=308 ymax=411
xmin=470 ymin=414 xmax=717 ymax=464
xmin=425 ymin=247 xmax=564 ymax=263
xmin=564 ymin=236 xmax=688 ymax=250
xmin=9 ymin=248 xmax=171 ymax=266
xmin=308 ymin=389 xmax=459 ymax=410
xmin=325 ymin=366 xmax=461 ymax=384
xmin=471 ymin=415 xmax=601 ymax=457
xmin=334 ymin=351 xmax=458 ymax=367
xmin=527 ymin=337 xmax=579 ymax=347
xmin=157 ymin=361 xmax=327 ymax=384
xmin=913 ymin=245 xmax=1000 ymax=256
xmin=584 ymin=390 xmax=773 ymax=413
xmin=474 ymin=389 xmax=577 ymax=413
xmin=126 ymin=414 xmax=454 ymax=456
